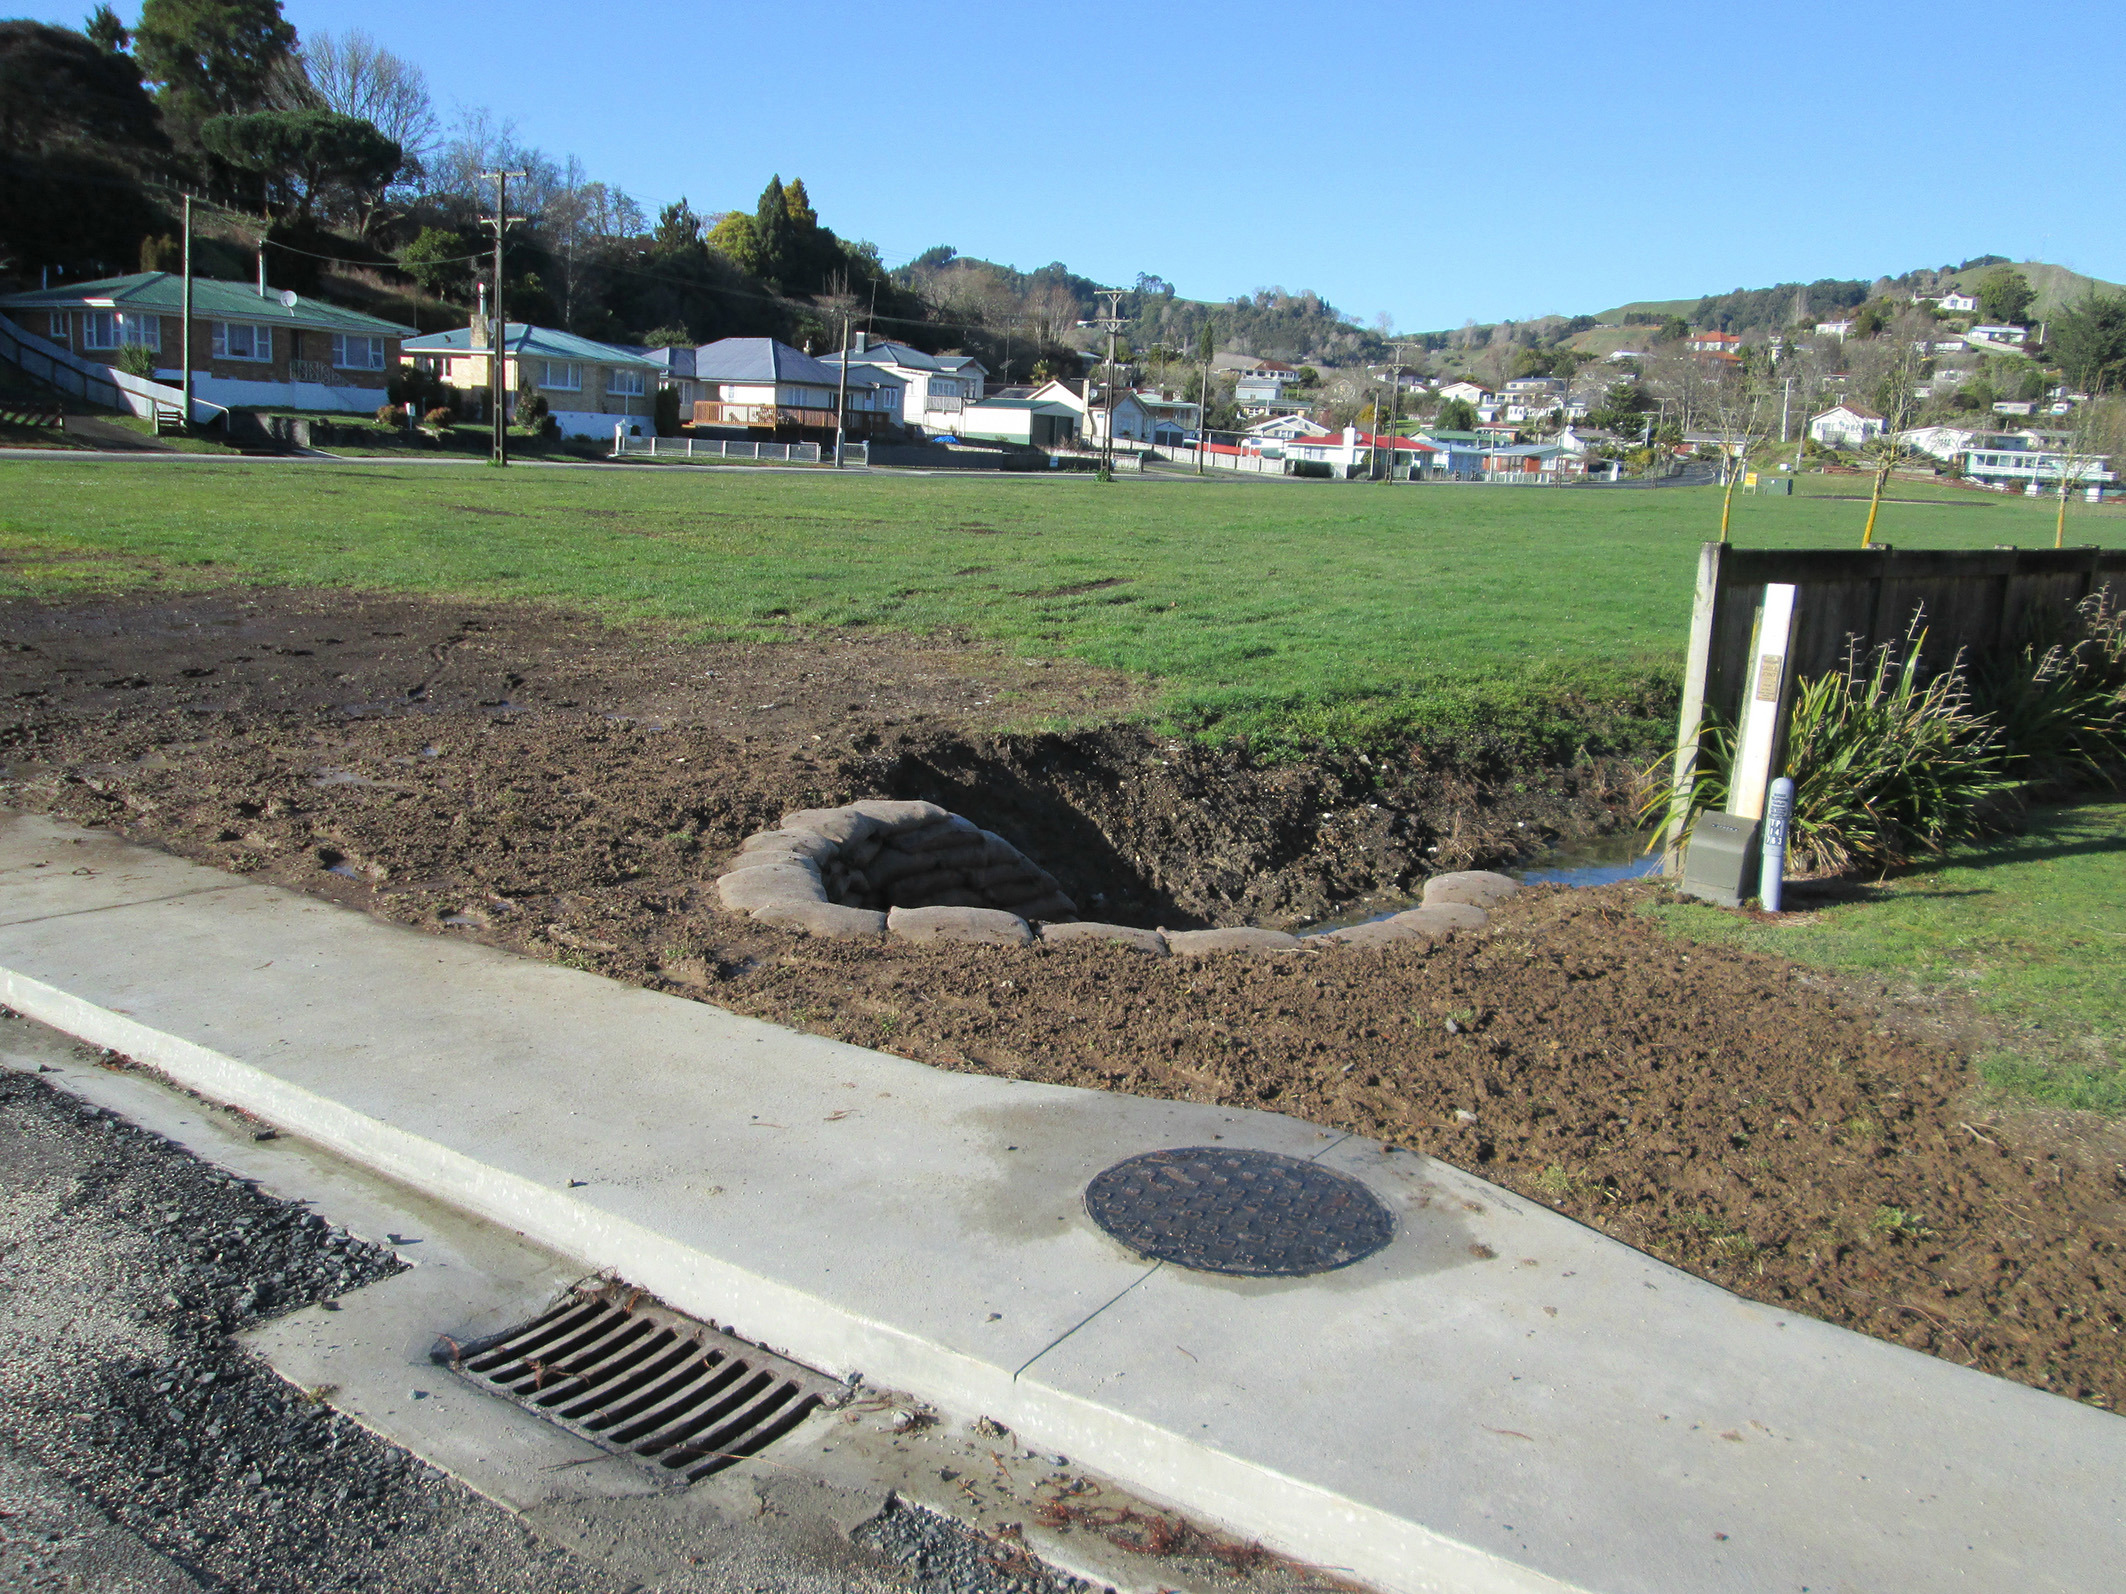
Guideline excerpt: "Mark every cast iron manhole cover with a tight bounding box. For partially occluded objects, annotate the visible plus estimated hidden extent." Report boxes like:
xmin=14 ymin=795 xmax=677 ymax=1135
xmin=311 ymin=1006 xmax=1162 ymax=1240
xmin=1084 ymin=1147 xmax=1394 ymax=1276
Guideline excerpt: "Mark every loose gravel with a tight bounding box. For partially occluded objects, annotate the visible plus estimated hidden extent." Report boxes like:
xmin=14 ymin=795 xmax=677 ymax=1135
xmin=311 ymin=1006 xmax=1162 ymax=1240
xmin=854 ymin=1498 xmax=1090 ymax=1594
xmin=0 ymin=1048 xmax=1113 ymax=1594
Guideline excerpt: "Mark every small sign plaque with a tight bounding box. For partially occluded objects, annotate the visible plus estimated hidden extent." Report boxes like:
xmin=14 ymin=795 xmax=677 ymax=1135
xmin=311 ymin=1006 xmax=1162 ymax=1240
xmin=1754 ymin=653 xmax=1785 ymax=702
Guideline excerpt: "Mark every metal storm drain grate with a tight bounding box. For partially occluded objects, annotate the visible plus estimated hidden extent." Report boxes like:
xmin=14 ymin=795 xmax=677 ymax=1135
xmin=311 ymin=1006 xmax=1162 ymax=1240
xmin=1086 ymin=1147 xmax=1396 ymax=1277
xmin=441 ymin=1282 xmax=838 ymax=1481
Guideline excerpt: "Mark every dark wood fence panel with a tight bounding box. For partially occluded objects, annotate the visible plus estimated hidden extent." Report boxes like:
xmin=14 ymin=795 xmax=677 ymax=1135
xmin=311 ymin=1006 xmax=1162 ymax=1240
xmin=1665 ymin=543 xmax=2125 ymax=859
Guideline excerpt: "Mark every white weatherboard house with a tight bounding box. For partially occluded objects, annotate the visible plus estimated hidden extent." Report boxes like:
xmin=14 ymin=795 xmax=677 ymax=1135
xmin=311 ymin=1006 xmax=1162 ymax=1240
xmin=1025 ymin=378 xmax=1157 ymax=447
xmin=687 ymin=337 xmax=904 ymax=435
xmin=1809 ymin=402 xmax=1885 ymax=449
xmin=402 ymin=321 xmax=662 ymax=439
xmin=818 ymin=334 xmax=986 ymax=436
xmin=0 ymin=271 xmax=412 ymax=414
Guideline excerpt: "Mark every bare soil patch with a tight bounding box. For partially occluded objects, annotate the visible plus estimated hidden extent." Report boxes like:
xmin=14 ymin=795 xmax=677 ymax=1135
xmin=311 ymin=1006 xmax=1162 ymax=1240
xmin=4 ymin=586 xmax=2120 ymax=1412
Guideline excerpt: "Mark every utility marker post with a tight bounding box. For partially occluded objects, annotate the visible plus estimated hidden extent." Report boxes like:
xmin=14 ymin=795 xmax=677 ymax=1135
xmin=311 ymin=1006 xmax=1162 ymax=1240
xmin=1729 ymin=582 xmax=1798 ymax=823
xmin=480 ymin=169 xmax=528 ymax=466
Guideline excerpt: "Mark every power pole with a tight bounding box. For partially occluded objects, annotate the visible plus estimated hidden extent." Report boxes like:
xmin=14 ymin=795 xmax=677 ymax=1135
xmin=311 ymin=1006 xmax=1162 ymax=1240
xmin=1382 ymin=342 xmax=1417 ymax=482
xmin=833 ymin=314 xmax=850 ymax=468
xmin=1197 ymin=324 xmax=1213 ymax=476
xmin=1082 ymin=290 xmax=1127 ymax=479
xmin=1780 ymin=375 xmax=1793 ymax=448
xmin=180 ymin=193 xmax=194 ymax=430
xmin=480 ymin=169 xmax=528 ymax=466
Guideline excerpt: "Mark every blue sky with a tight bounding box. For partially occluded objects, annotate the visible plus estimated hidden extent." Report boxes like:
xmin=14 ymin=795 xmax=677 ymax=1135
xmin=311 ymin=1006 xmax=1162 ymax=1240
xmin=48 ymin=1 xmax=2125 ymax=328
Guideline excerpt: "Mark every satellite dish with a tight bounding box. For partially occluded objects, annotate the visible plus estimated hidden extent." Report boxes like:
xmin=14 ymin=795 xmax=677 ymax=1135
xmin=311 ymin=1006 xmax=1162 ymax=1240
xmin=279 ymin=289 xmax=298 ymax=308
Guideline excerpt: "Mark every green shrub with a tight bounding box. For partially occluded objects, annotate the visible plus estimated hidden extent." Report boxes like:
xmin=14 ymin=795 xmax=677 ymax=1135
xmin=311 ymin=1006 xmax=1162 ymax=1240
xmin=1973 ymin=589 xmax=2126 ymax=791
xmin=115 ymin=343 xmax=157 ymax=378
xmin=1778 ymin=634 xmax=2016 ymax=874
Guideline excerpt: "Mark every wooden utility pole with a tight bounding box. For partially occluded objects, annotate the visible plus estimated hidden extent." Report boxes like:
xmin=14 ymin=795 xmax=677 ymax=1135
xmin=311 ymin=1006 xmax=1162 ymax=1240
xmin=481 ymin=169 xmax=527 ymax=465
xmin=1197 ymin=323 xmax=1213 ymax=476
xmin=833 ymin=314 xmax=850 ymax=468
xmin=179 ymin=194 xmax=194 ymax=429
xmin=1082 ymin=290 xmax=1127 ymax=478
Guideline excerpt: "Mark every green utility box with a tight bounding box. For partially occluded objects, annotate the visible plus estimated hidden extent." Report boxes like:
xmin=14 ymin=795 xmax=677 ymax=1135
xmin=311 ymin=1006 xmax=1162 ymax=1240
xmin=1680 ymin=811 xmax=1761 ymax=907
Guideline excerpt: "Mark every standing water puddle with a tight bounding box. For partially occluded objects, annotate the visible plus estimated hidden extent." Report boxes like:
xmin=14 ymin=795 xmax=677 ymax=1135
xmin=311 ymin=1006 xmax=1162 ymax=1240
xmin=1300 ymin=828 xmax=1663 ymax=936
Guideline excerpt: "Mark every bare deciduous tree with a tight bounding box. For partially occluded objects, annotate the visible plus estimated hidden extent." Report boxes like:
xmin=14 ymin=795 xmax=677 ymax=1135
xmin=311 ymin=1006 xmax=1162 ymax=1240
xmin=296 ymin=30 xmax=437 ymax=170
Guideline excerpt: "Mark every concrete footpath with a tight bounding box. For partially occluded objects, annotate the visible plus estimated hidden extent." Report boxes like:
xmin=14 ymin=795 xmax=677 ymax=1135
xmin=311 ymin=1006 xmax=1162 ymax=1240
xmin=2 ymin=808 xmax=2121 ymax=1594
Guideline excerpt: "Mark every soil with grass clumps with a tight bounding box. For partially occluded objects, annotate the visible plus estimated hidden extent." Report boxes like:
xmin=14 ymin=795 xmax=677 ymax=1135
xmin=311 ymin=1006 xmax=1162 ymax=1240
xmin=3 ymin=585 xmax=2122 ymax=1414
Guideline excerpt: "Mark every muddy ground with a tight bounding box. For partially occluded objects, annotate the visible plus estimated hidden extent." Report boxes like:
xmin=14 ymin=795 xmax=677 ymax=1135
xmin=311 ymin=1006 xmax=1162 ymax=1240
xmin=3 ymin=586 xmax=2121 ymax=1412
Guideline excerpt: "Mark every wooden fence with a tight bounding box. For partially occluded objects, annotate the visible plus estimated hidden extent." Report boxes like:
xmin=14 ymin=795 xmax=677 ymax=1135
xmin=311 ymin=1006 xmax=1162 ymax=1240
xmin=1665 ymin=541 xmax=2126 ymax=855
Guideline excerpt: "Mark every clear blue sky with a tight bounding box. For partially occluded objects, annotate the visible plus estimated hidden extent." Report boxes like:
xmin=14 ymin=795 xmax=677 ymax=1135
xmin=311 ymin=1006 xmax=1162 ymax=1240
xmin=48 ymin=1 xmax=2125 ymax=329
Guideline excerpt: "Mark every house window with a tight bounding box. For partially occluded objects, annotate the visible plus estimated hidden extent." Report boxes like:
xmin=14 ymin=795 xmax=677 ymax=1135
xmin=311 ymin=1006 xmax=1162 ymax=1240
xmin=540 ymin=361 xmax=581 ymax=391
xmin=214 ymin=322 xmax=272 ymax=362
xmin=81 ymin=311 xmax=159 ymax=352
xmin=330 ymin=333 xmax=385 ymax=371
xmin=606 ymin=368 xmax=644 ymax=397
xmin=413 ymin=355 xmax=445 ymax=376
xmin=927 ymin=378 xmax=961 ymax=400
xmin=47 ymin=311 xmax=68 ymax=340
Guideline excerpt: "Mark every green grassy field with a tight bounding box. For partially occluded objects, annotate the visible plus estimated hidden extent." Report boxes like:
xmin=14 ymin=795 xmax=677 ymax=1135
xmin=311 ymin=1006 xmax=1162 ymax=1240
xmin=0 ymin=458 xmax=2117 ymax=753
xmin=1654 ymin=805 xmax=2126 ymax=1112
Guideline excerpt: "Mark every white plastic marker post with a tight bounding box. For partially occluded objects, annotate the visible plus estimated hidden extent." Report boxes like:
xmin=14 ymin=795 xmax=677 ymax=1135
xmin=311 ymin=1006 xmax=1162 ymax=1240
xmin=1729 ymin=582 xmax=1797 ymax=823
xmin=1761 ymin=776 xmax=1795 ymax=912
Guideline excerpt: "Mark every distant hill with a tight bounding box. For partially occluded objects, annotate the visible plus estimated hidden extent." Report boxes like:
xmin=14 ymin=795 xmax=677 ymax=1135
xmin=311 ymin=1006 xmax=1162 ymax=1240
xmin=1934 ymin=262 xmax=2123 ymax=319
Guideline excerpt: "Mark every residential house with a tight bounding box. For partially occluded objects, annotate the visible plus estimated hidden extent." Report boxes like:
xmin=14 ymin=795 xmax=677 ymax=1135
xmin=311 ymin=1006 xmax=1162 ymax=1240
xmin=0 ymin=271 xmax=413 ymax=415
xmin=1235 ymin=367 xmax=1305 ymax=418
xmin=687 ymin=337 xmax=903 ymax=436
xmin=1808 ymin=402 xmax=1885 ymax=449
xmin=1475 ymin=421 xmax=1523 ymax=446
xmin=1896 ymin=424 xmax=1982 ymax=462
xmin=1284 ymin=425 xmax=1439 ymax=479
xmin=1605 ymin=349 xmax=1646 ymax=363
xmin=1991 ymin=400 xmax=2036 ymax=417
xmin=1686 ymin=331 xmax=1742 ymax=357
xmin=1241 ymin=413 xmax=1329 ymax=442
xmin=1815 ymin=320 xmax=1855 ymax=339
xmin=1959 ymin=439 xmax=2113 ymax=492
xmin=1437 ymin=380 xmax=1491 ymax=407
xmin=1135 ymin=392 xmax=1202 ymax=446
xmin=1479 ymin=443 xmax=1581 ymax=482
xmin=819 ymin=333 xmax=986 ymax=435
xmin=1500 ymin=376 xmax=1565 ymax=422
xmin=403 ymin=321 xmax=662 ymax=438
xmin=1938 ymin=291 xmax=1979 ymax=313
xmin=1964 ymin=324 xmax=2029 ymax=351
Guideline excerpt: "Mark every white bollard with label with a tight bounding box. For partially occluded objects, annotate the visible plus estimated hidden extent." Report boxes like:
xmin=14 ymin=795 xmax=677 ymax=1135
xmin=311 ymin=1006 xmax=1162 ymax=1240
xmin=1761 ymin=776 xmax=1795 ymax=912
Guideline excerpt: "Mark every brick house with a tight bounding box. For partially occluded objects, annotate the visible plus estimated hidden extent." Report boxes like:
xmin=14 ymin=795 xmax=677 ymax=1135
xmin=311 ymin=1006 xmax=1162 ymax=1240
xmin=0 ymin=271 xmax=413 ymax=412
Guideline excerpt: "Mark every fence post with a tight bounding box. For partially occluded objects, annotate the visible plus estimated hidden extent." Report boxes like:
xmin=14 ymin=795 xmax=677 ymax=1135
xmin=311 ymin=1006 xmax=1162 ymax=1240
xmin=1664 ymin=541 xmax=1727 ymax=871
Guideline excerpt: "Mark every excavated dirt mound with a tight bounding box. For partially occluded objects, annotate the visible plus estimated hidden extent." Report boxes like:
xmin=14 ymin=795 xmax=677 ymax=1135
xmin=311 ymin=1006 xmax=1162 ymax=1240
xmin=3 ymin=585 xmax=2121 ymax=1411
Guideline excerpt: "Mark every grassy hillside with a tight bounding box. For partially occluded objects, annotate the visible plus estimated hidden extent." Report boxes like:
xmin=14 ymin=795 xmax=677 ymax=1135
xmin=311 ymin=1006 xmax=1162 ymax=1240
xmin=1939 ymin=262 xmax=2125 ymax=318
xmin=1590 ymin=297 xmax=1696 ymax=325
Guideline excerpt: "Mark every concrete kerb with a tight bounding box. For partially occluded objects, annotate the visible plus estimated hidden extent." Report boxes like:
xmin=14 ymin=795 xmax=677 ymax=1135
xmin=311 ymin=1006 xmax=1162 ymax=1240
xmin=716 ymin=806 xmax=1518 ymax=955
xmin=0 ymin=959 xmax=1578 ymax=1594
xmin=10 ymin=818 xmax=2123 ymax=1594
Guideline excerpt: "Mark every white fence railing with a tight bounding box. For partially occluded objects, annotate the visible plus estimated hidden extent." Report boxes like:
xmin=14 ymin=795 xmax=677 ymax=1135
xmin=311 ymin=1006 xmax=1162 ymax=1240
xmin=611 ymin=432 xmax=865 ymax=466
xmin=0 ymin=317 xmax=225 ymax=424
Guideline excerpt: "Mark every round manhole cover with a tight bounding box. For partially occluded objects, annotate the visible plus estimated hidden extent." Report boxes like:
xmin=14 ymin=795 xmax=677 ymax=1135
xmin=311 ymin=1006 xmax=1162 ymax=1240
xmin=1084 ymin=1147 xmax=1394 ymax=1277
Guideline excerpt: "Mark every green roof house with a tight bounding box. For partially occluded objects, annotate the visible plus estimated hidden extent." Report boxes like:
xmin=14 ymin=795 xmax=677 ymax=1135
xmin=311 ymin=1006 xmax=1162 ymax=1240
xmin=403 ymin=319 xmax=662 ymax=439
xmin=0 ymin=272 xmax=415 ymax=415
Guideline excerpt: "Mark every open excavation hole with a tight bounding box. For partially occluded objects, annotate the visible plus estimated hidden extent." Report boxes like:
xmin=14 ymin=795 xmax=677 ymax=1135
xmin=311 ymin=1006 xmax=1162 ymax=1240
xmin=716 ymin=799 xmax=1519 ymax=955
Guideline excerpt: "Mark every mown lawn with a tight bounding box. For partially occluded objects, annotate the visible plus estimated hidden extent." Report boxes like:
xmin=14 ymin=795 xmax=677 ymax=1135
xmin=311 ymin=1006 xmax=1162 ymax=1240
xmin=1654 ymin=804 xmax=2126 ymax=1113
xmin=0 ymin=458 xmax=2115 ymax=752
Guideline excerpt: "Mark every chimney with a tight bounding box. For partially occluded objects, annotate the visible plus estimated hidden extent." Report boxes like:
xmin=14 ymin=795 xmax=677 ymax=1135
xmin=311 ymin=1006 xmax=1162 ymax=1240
xmin=257 ymin=247 xmax=266 ymax=298
xmin=853 ymin=330 xmax=869 ymax=354
xmin=471 ymin=283 xmax=489 ymax=349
